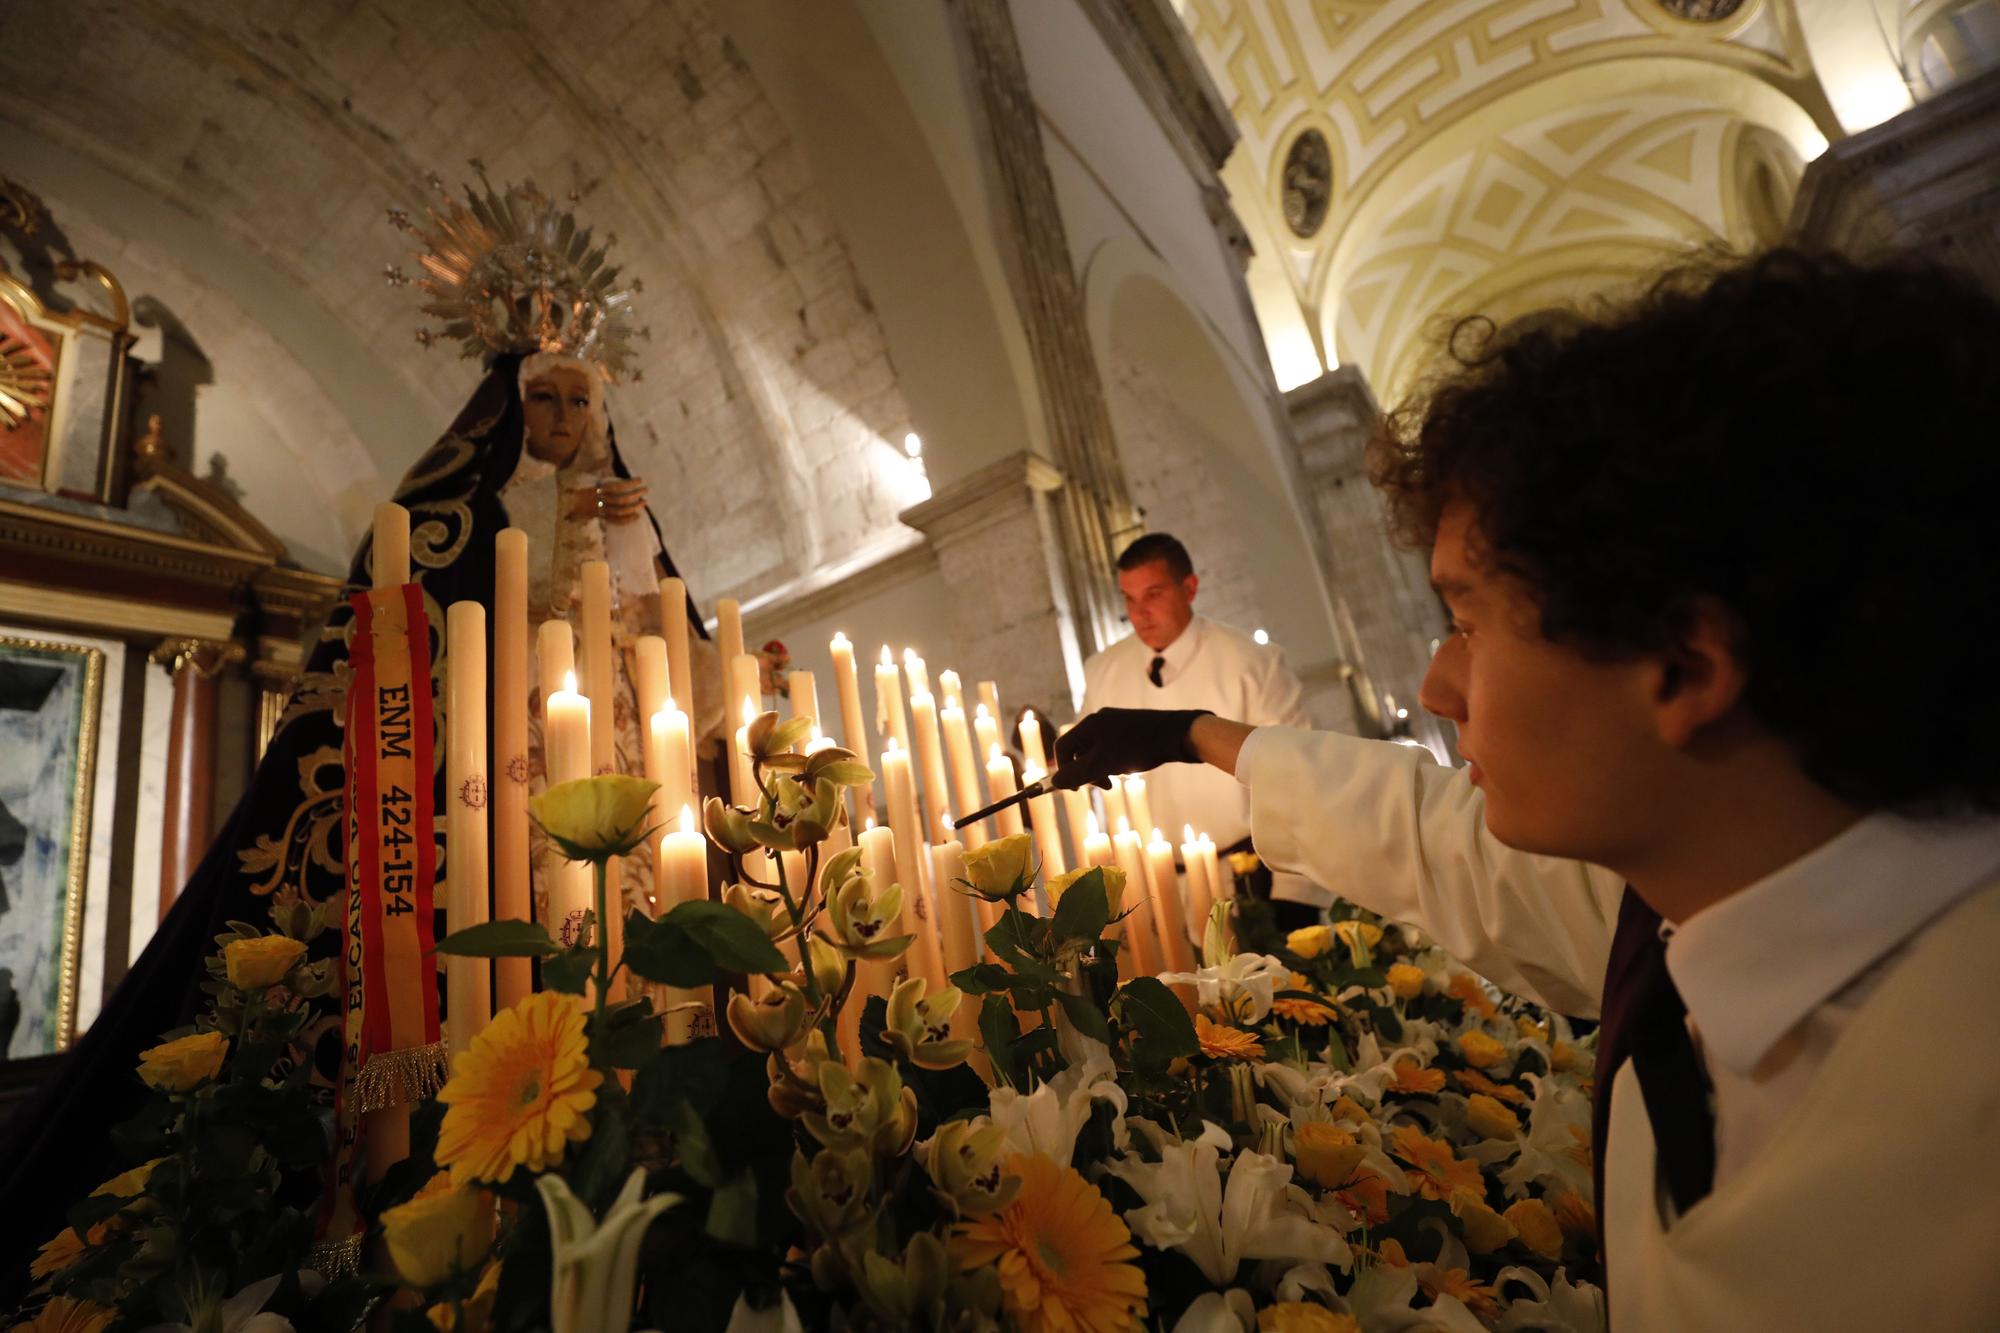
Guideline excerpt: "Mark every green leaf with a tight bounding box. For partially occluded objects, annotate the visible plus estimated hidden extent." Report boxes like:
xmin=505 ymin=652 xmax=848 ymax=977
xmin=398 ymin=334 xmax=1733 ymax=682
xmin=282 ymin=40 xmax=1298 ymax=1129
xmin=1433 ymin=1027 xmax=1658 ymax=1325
xmin=434 ymin=919 xmax=562 ymax=958
xmin=665 ymin=1097 xmax=725 ymax=1187
xmin=705 ymin=1170 xmax=759 ymax=1247
xmin=1118 ymin=976 xmax=1198 ymax=1073
xmin=979 ymin=993 xmax=1021 ymax=1086
xmin=1050 ymin=868 xmax=1110 ymax=942
xmin=622 ymin=912 xmax=717 ymax=987
xmin=593 ymin=996 xmax=666 ymax=1069
xmin=814 ymin=760 xmax=875 ymax=787
xmin=1054 ymin=985 xmax=1111 ymax=1045
xmin=671 ymin=900 xmax=789 ymax=975
xmin=950 ymin=963 xmax=1015 ymax=996
xmin=542 ymin=946 xmax=596 ymax=995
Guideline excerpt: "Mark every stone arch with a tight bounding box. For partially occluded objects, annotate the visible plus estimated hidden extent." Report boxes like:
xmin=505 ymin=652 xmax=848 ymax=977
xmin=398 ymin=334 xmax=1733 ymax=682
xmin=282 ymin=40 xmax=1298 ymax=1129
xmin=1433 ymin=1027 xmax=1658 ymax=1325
xmin=1083 ymin=236 xmax=1343 ymax=675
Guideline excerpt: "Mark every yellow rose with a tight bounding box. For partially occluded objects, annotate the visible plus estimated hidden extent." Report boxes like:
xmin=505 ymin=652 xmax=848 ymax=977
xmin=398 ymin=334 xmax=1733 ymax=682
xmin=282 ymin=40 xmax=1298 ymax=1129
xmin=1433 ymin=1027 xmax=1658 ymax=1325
xmin=960 ymin=833 xmax=1033 ymax=901
xmin=137 ymin=1031 xmax=228 ymax=1092
xmin=427 ymin=1260 xmax=501 ymax=1333
xmin=1293 ymin=1121 xmax=1366 ymax=1190
xmin=224 ymin=935 xmax=307 ymax=990
xmin=1332 ymin=920 xmax=1383 ymax=950
xmin=1451 ymin=1194 xmax=1516 ymax=1255
xmin=1286 ymin=924 xmax=1332 ymax=958
xmin=531 ymin=775 xmax=660 ymax=859
xmin=383 ymin=1172 xmax=495 ymax=1289
xmin=1504 ymin=1198 xmax=1564 ymax=1261
xmin=1462 ymin=1093 xmax=1520 ymax=1140
xmin=1257 ymin=1304 xmax=1359 ymax=1333
xmin=1386 ymin=963 xmax=1427 ymax=1000
xmin=1456 ymin=1029 xmax=1508 ymax=1069
xmin=1045 ymin=865 xmax=1126 ymax=919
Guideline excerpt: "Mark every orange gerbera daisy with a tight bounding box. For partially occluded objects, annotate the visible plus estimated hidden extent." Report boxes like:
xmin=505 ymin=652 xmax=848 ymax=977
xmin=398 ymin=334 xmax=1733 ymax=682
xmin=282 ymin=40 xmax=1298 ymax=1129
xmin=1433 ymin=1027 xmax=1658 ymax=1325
xmin=1195 ymin=1013 xmax=1265 ymax=1061
xmin=1445 ymin=972 xmax=1497 ymax=1019
xmin=953 ymin=1154 xmax=1148 ymax=1333
xmin=1271 ymin=972 xmax=1335 ymax=1026
xmin=1452 ymin=1067 xmax=1528 ymax=1106
xmin=435 ymin=991 xmax=602 ymax=1185
xmin=1389 ymin=1126 xmax=1482 ymax=1202
xmin=1386 ymin=1058 xmax=1444 ymax=1096
xmin=13 ymin=1297 xmax=115 ymax=1333
xmin=1417 ymin=1264 xmax=1500 ymax=1321
xmin=1336 ymin=1167 xmax=1393 ymax=1227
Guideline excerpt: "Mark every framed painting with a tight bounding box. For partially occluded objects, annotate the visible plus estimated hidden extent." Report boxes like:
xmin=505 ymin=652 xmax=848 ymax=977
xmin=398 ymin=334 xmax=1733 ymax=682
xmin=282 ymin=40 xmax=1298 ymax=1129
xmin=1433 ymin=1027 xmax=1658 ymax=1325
xmin=0 ymin=632 xmax=103 ymax=1058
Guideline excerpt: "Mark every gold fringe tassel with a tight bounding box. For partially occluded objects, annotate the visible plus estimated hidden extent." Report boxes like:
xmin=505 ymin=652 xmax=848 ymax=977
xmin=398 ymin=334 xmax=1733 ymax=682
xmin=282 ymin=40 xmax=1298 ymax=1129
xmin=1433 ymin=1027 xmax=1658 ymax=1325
xmin=306 ymin=1232 xmax=362 ymax=1278
xmin=355 ymin=1038 xmax=450 ymax=1113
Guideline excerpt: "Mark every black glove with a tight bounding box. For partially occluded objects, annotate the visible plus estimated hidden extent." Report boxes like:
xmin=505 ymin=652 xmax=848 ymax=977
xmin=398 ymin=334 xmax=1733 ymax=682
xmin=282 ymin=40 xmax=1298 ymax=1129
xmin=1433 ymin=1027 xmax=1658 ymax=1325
xmin=1053 ymin=707 xmax=1213 ymax=790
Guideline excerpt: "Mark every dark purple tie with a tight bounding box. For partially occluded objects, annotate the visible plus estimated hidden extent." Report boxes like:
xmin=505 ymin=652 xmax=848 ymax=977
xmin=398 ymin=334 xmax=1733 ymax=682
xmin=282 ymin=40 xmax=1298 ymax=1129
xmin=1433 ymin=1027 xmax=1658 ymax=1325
xmin=1593 ymin=889 xmax=1717 ymax=1227
xmin=1148 ymin=655 xmax=1166 ymax=687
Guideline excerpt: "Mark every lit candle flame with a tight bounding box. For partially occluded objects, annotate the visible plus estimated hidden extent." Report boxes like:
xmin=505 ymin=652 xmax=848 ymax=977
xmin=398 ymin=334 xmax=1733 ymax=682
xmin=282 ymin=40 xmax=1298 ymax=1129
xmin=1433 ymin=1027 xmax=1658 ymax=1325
xmin=1023 ymin=708 xmax=1037 ymax=723
xmin=679 ymin=805 xmax=697 ymax=833
xmin=651 ymin=709 xmax=667 ymax=733
xmin=904 ymin=647 xmax=921 ymax=666
xmin=562 ymin=670 xmax=578 ymax=694
xmin=975 ymin=702 xmax=990 ymax=720
xmin=832 ymin=631 xmax=850 ymax=649
xmin=1117 ymin=815 xmax=1131 ymax=837
xmin=741 ymin=696 xmax=757 ymax=726
xmin=1152 ymin=827 xmax=1166 ymax=844
xmin=1184 ymin=823 xmax=1197 ymax=844
xmin=988 ymin=743 xmax=1004 ymax=764
xmin=1087 ymin=812 xmax=1101 ymax=838
xmin=884 ymin=734 xmax=900 ymax=754
xmin=880 ymin=645 xmax=893 ymax=665
xmin=865 ymin=816 xmax=877 ymax=831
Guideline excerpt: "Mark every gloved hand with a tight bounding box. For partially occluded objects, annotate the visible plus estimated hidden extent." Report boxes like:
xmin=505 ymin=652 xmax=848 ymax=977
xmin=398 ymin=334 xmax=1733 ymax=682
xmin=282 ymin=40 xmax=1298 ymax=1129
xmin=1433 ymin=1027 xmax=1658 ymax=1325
xmin=1053 ymin=707 xmax=1213 ymax=790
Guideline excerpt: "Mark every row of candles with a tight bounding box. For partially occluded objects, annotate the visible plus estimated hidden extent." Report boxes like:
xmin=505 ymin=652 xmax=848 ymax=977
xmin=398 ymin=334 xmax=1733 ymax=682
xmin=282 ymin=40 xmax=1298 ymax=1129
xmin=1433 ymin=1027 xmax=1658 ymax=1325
xmin=369 ymin=498 xmax=1234 ymax=1059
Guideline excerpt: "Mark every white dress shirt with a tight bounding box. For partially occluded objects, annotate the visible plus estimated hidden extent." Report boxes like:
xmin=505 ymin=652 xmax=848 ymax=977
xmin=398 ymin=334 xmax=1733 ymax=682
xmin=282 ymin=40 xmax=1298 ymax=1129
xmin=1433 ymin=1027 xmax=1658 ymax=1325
xmin=1081 ymin=615 xmax=1320 ymax=904
xmin=1237 ymin=725 xmax=2000 ymax=1329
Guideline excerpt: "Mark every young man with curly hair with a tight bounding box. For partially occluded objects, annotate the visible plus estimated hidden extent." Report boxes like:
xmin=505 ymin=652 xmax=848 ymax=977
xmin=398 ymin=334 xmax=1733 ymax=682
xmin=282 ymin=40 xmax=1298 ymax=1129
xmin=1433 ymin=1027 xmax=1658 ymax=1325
xmin=1059 ymin=250 xmax=2000 ymax=1329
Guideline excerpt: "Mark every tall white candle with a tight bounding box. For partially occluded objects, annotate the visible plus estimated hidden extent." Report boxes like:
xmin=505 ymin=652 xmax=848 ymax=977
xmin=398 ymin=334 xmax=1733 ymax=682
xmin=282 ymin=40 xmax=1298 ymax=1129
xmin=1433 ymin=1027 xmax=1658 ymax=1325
xmin=1021 ymin=766 xmax=1065 ymax=908
xmin=939 ymin=701 xmax=988 ymax=849
xmin=1101 ymin=776 xmax=1130 ymax=843
xmin=728 ymin=652 xmax=763 ymax=728
xmin=716 ymin=597 xmax=745 ymax=675
xmin=581 ymin=561 xmax=615 ymax=776
xmin=937 ymin=668 xmax=965 ymax=712
xmin=907 ymin=691 xmax=952 ymax=848
xmin=731 ymin=694 xmax=759 ymax=810
xmin=787 ymin=669 xmax=819 ymax=729
xmin=1060 ymin=785 xmax=1095 ymax=874
xmin=972 ymin=703 xmax=1001 ymax=763
xmin=929 ymin=828 xmax=979 ymax=1046
xmin=848 ymin=822 xmax=900 ymax=1059
xmin=880 ymin=738 xmax=944 ymax=991
xmin=659 ymin=578 xmax=695 ymax=797
xmin=634 ymin=637 xmax=669 ymax=740
xmin=984 ymin=744 xmax=1024 ymax=839
xmin=537 ymin=620 xmax=575 ymax=706
xmin=658 ymin=805 xmax=708 ymax=1044
xmin=1181 ymin=824 xmax=1215 ymax=941
xmin=372 ymin=500 xmax=409 ymax=589
xmin=1081 ymin=811 xmax=1114 ymax=871
xmin=446 ymin=601 xmax=491 ymax=1054
xmin=1018 ymin=709 xmax=1049 ymax=775
xmin=544 ymin=676 xmax=594 ymax=935
xmin=977 ymin=680 xmax=1001 ymax=724
xmin=875 ymin=645 xmax=910 ymax=752
xmin=902 ymin=649 xmax=930 ymax=704
xmin=1146 ymin=829 xmax=1194 ymax=975
xmin=1112 ymin=818 xmax=1157 ymax=980
xmin=829 ymin=633 xmax=875 ymax=828
xmin=493 ymin=529 xmax=531 ymax=1012
xmin=1122 ymin=775 xmax=1155 ymax=857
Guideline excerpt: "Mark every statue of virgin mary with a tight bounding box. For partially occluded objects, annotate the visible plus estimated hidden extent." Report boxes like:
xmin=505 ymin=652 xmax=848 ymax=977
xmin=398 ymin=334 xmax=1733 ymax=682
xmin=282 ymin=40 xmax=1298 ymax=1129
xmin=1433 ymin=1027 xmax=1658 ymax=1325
xmin=0 ymin=177 xmax=724 ymax=1295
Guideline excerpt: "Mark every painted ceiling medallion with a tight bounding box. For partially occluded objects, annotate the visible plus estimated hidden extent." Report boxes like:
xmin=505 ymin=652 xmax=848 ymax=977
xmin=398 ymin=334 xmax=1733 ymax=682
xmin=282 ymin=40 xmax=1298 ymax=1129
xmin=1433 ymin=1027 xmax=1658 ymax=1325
xmin=1281 ymin=129 xmax=1333 ymax=239
xmin=1657 ymin=0 xmax=1745 ymax=20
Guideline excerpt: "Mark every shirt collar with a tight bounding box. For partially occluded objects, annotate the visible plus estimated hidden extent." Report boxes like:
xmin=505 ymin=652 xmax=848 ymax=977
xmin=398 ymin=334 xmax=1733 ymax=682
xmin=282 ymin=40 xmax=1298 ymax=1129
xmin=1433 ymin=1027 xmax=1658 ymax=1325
xmin=1666 ymin=811 xmax=2000 ymax=1074
xmin=1152 ymin=615 xmax=1204 ymax=673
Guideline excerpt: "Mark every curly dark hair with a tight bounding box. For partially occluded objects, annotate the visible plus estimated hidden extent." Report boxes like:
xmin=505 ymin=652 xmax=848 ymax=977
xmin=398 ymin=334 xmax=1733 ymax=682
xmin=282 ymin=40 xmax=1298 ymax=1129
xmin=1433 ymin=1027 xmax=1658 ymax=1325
xmin=1368 ymin=247 xmax=2000 ymax=816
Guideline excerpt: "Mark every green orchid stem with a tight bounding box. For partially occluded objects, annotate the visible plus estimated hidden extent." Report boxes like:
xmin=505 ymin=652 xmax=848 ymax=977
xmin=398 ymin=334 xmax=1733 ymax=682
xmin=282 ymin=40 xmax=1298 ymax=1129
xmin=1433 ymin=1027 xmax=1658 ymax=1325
xmin=592 ymin=858 xmax=611 ymax=1040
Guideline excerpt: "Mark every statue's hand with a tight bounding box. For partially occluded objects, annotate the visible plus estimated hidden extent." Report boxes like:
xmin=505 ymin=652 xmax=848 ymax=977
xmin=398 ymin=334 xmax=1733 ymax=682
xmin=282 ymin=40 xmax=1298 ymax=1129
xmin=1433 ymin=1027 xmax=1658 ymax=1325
xmin=596 ymin=477 xmax=649 ymax=525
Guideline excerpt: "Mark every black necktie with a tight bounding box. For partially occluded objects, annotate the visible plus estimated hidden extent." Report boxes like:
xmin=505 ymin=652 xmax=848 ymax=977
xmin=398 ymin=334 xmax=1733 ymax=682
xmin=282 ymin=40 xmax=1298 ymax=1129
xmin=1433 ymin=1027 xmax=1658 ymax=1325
xmin=1148 ymin=655 xmax=1166 ymax=687
xmin=1594 ymin=891 xmax=1717 ymax=1223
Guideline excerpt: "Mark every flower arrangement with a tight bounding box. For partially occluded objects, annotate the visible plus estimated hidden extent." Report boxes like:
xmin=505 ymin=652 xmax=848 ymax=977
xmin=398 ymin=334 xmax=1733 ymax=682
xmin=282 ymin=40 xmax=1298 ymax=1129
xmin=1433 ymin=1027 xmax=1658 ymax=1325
xmin=15 ymin=721 xmax=1605 ymax=1333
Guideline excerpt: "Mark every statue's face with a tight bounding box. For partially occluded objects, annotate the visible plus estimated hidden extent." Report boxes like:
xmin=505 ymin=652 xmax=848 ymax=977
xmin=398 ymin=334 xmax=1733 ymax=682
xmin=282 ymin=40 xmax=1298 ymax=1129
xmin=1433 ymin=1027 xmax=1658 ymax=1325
xmin=522 ymin=364 xmax=594 ymax=465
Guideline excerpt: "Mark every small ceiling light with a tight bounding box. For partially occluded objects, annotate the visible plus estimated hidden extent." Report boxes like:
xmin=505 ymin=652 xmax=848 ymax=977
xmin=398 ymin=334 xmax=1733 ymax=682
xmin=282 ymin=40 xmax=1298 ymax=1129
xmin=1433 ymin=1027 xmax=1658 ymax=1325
xmin=903 ymin=432 xmax=922 ymax=459
xmin=1252 ymin=628 xmax=1269 ymax=645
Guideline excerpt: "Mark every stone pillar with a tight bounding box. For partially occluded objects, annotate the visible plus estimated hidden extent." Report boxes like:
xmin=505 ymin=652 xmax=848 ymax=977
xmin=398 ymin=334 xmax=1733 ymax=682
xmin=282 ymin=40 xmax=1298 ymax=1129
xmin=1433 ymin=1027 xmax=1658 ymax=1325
xmin=900 ymin=451 xmax=1086 ymax=721
xmin=1283 ymin=367 xmax=1454 ymax=757
xmin=149 ymin=637 xmax=244 ymax=921
xmin=1789 ymin=66 xmax=2000 ymax=297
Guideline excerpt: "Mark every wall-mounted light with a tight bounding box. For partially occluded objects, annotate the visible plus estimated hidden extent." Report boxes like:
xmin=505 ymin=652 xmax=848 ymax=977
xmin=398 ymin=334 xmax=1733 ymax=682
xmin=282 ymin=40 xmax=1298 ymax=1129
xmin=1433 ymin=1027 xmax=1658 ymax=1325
xmin=1252 ymin=628 xmax=1269 ymax=645
xmin=903 ymin=432 xmax=922 ymax=459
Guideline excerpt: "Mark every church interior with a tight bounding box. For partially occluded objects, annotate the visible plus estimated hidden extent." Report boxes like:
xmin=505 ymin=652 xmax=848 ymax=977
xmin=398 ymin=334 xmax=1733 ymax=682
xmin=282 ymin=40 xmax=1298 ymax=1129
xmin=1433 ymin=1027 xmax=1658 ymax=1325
xmin=2 ymin=1 xmax=1997 ymax=1330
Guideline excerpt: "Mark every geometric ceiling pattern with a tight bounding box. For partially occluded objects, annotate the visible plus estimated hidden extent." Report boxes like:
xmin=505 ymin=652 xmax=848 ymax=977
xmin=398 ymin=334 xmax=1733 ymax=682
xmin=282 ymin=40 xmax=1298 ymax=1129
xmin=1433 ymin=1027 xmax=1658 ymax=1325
xmin=1180 ymin=0 xmax=1840 ymax=396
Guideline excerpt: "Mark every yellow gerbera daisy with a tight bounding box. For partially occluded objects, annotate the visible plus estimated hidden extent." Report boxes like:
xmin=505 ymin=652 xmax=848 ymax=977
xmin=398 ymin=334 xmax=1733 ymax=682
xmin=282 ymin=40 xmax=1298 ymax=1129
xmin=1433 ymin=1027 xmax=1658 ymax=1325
xmin=12 ymin=1297 xmax=115 ymax=1333
xmin=1271 ymin=972 xmax=1334 ymax=1026
xmin=1388 ymin=1126 xmax=1483 ymax=1203
xmin=435 ymin=991 xmax=602 ymax=1185
xmin=953 ymin=1154 xmax=1148 ymax=1332
xmin=1195 ymin=1013 xmax=1266 ymax=1061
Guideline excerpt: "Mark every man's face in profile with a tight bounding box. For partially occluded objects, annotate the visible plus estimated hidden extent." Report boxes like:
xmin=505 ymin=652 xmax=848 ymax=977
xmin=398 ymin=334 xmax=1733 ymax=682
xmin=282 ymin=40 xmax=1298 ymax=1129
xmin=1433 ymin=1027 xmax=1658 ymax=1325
xmin=1118 ymin=559 xmax=1198 ymax=652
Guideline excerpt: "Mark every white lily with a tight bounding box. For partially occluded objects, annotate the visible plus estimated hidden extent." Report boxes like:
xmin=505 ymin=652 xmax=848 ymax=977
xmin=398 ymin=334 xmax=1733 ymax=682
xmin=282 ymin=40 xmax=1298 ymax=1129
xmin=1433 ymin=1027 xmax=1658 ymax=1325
xmin=139 ymin=1274 xmax=307 ymax=1333
xmin=987 ymin=1036 xmax=1128 ymax=1161
xmin=721 ymin=1290 xmax=804 ymax=1333
xmin=539 ymin=1169 xmax=680 ymax=1333
xmin=1168 ymin=1289 xmax=1255 ymax=1332
xmin=1108 ymin=1127 xmax=1350 ymax=1286
xmin=1497 ymin=1075 xmax=1594 ymax=1200
xmin=1492 ymin=1266 xmax=1606 ymax=1332
xmin=1159 ymin=953 xmax=1290 ymax=1024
